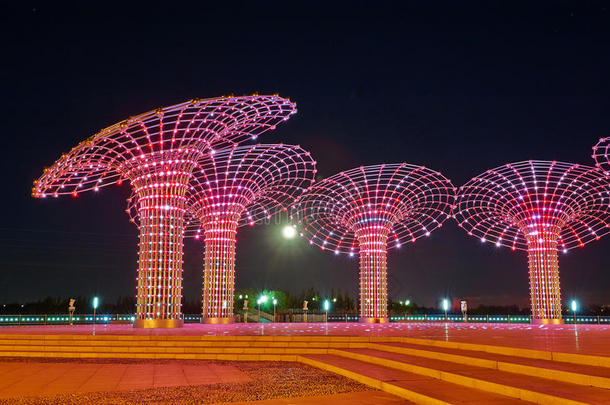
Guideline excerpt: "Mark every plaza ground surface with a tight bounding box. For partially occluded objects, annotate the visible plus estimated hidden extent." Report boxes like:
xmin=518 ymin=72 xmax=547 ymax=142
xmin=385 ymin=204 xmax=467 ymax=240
xmin=0 ymin=322 xmax=608 ymax=355
xmin=0 ymin=359 xmax=392 ymax=405
xmin=0 ymin=322 xmax=609 ymax=404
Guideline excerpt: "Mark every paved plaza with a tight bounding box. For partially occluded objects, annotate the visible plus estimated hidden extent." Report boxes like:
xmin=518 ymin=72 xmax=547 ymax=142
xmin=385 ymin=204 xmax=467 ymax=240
xmin=0 ymin=359 xmax=374 ymax=404
xmin=0 ymin=322 xmax=608 ymax=403
xmin=1 ymin=322 xmax=608 ymax=355
xmin=0 ymin=361 xmax=250 ymax=398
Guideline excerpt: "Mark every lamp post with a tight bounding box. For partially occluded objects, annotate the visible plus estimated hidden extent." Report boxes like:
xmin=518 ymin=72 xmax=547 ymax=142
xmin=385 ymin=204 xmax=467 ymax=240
xmin=571 ymin=300 xmax=578 ymax=324
xmin=92 ymin=296 xmax=99 ymax=325
xmin=442 ymin=299 xmax=449 ymax=321
xmin=243 ymin=298 xmax=249 ymax=323
xmin=324 ymin=299 xmax=330 ymax=323
xmin=239 ymin=294 xmax=249 ymax=323
xmin=273 ymin=298 xmax=277 ymax=322
xmin=258 ymin=295 xmax=267 ymax=322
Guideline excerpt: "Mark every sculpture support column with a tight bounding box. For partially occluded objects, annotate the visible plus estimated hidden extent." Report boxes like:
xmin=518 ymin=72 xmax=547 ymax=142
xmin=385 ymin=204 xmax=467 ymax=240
xmin=356 ymin=226 xmax=389 ymax=323
xmin=201 ymin=217 xmax=239 ymax=324
xmin=527 ymin=234 xmax=562 ymax=324
xmin=132 ymin=160 xmax=194 ymax=328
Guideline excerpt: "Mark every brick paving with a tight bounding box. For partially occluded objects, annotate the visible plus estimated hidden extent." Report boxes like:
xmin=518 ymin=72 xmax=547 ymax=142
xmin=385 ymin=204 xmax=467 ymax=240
xmin=0 ymin=361 xmax=250 ymax=398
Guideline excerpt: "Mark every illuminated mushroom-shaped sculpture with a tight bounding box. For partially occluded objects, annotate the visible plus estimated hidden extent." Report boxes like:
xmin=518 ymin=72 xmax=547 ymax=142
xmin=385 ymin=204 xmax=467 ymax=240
xmin=454 ymin=160 xmax=610 ymax=324
xmin=291 ymin=164 xmax=455 ymax=323
xmin=593 ymin=137 xmax=610 ymax=174
xmin=128 ymin=144 xmax=316 ymax=323
xmin=32 ymin=95 xmax=297 ymax=328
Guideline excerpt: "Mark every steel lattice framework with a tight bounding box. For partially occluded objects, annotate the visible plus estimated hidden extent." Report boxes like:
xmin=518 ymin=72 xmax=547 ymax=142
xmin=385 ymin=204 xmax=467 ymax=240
xmin=32 ymin=95 xmax=297 ymax=328
xmin=593 ymin=137 xmax=610 ymax=174
xmin=454 ymin=160 xmax=610 ymax=324
xmin=127 ymin=144 xmax=316 ymax=323
xmin=291 ymin=164 xmax=455 ymax=322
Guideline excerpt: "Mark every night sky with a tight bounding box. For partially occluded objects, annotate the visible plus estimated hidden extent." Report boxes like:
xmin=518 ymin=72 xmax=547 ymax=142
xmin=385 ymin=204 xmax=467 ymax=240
xmin=2 ymin=2 xmax=610 ymax=308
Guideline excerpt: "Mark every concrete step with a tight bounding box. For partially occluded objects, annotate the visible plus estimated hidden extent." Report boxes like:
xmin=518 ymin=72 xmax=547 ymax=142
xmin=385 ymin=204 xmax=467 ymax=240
xmin=0 ymin=350 xmax=300 ymax=361
xmin=392 ymin=337 xmax=610 ymax=368
xmin=300 ymin=354 xmax=527 ymax=405
xmin=0 ymin=339 xmax=367 ymax=349
xmin=0 ymin=334 xmax=372 ymax=343
xmin=0 ymin=344 xmax=330 ymax=355
xmin=370 ymin=342 xmax=610 ymax=389
xmin=332 ymin=348 xmax=610 ymax=404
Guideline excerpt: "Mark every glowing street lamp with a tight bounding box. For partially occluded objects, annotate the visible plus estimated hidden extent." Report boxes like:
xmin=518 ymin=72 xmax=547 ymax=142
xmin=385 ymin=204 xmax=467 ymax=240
xmin=442 ymin=299 xmax=449 ymax=321
xmin=282 ymin=225 xmax=297 ymax=239
xmin=571 ymin=300 xmax=578 ymax=324
xmin=92 ymin=296 xmax=99 ymax=325
xmin=401 ymin=299 xmax=411 ymax=320
xmin=257 ymin=295 xmax=267 ymax=321
xmin=324 ymin=299 xmax=330 ymax=323
xmin=272 ymin=298 xmax=277 ymax=322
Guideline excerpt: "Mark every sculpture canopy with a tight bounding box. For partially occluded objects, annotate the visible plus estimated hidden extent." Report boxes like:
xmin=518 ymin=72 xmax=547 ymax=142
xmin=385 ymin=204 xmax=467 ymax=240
xmin=126 ymin=143 xmax=317 ymax=234
xmin=454 ymin=160 xmax=610 ymax=252
xmin=290 ymin=163 xmax=455 ymax=255
xmin=33 ymin=95 xmax=297 ymax=197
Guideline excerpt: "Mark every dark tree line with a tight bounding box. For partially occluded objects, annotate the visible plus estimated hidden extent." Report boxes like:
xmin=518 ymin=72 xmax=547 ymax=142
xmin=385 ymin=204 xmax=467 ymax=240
xmin=0 ymin=296 xmax=135 ymax=315
xmin=2 ymin=295 xmax=607 ymax=316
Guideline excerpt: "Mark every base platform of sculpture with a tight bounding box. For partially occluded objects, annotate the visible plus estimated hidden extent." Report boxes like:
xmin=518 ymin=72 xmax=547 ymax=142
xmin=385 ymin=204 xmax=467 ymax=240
xmin=359 ymin=317 xmax=389 ymax=324
xmin=202 ymin=317 xmax=234 ymax=324
xmin=531 ymin=318 xmax=564 ymax=325
xmin=133 ymin=319 xmax=184 ymax=328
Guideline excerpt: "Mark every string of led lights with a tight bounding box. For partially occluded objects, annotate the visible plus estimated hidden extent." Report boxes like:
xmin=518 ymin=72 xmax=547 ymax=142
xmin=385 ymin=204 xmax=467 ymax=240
xmin=454 ymin=160 xmax=610 ymax=324
xmin=127 ymin=143 xmax=316 ymax=323
xmin=592 ymin=137 xmax=610 ymax=174
xmin=32 ymin=95 xmax=297 ymax=328
xmin=290 ymin=164 xmax=455 ymax=323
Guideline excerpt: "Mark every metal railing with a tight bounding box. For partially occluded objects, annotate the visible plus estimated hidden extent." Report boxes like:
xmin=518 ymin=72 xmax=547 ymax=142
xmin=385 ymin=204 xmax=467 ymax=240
xmin=0 ymin=314 xmax=203 ymax=325
xmin=0 ymin=313 xmax=608 ymax=325
xmin=392 ymin=314 xmax=610 ymax=324
xmin=393 ymin=314 xmax=531 ymax=323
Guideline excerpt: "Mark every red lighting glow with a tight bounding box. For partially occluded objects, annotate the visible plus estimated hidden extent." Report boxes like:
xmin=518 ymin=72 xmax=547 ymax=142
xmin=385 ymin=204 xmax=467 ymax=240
xmin=454 ymin=160 xmax=610 ymax=323
xmin=291 ymin=164 xmax=455 ymax=322
xmin=127 ymin=144 xmax=316 ymax=323
xmin=33 ymin=95 xmax=297 ymax=328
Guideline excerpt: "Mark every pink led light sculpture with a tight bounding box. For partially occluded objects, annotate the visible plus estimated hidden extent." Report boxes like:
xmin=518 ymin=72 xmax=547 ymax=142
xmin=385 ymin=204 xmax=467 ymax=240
xmin=291 ymin=164 xmax=455 ymax=323
xmin=454 ymin=161 xmax=610 ymax=324
xmin=127 ymin=144 xmax=316 ymax=324
xmin=33 ymin=95 xmax=296 ymax=328
xmin=593 ymin=137 xmax=610 ymax=174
